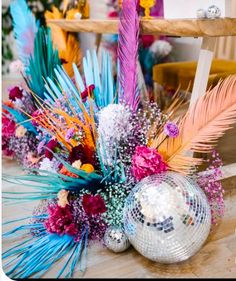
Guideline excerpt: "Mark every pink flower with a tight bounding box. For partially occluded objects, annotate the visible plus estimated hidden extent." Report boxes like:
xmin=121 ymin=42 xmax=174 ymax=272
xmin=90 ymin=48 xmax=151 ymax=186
xmin=163 ymin=121 xmax=179 ymax=138
xmin=2 ymin=116 xmax=16 ymax=137
xmin=31 ymin=109 xmax=43 ymax=127
xmin=45 ymin=204 xmax=78 ymax=236
xmin=132 ymin=146 xmax=168 ymax=181
xmin=82 ymin=194 xmax=106 ymax=216
xmin=9 ymin=86 xmax=23 ymax=101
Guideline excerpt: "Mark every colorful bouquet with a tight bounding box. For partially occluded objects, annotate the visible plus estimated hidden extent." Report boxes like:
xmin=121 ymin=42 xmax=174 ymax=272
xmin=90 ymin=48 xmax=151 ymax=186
xmin=2 ymin=0 xmax=236 ymax=278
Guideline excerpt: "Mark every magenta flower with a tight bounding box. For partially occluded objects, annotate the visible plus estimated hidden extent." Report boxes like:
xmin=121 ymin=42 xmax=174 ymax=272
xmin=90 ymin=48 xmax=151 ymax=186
xmin=163 ymin=121 xmax=179 ymax=138
xmin=132 ymin=146 xmax=168 ymax=181
xmin=31 ymin=109 xmax=43 ymax=127
xmin=45 ymin=139 xmax=58 ymax=160
xmin=82 ymin=194 xmax=106 ymax=216
xmin=45 ymin=204 xmax=78 ymax=236
xmin=9 ymin=86 xmax=23 ymax=101
xmin=2 ymin=116 xmax=16 ymax=137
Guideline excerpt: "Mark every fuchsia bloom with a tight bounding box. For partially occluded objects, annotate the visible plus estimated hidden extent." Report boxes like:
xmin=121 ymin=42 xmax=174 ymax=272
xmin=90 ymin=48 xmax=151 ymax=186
xmin=45 ymin=204 xmax=78 ymax=236
xmin=82 ymin=194 xmax=106 ymax=216
xmin=163 ymin=121 xmax=179 ymax=138
xmin=2 ymin=116 xmax=16 ymax=137
xmin=81 ymin=84 xmax=95 ymax=102
xmin=9 ymin=86 xmax=23 ymax=101
xmin=31 ymin=109 xmax=44 ymax=126
xmin=45 ymin=139 xmax=58 ymax=160
xmin=132 ymin=146 xmax=168 ymax=181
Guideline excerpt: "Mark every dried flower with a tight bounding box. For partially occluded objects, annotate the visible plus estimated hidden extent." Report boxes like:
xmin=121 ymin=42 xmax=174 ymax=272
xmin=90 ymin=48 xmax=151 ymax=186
xmin=71 ymin=198 xmax=107 ymax=241
xmin=197 ymin=150 xmax=224 ymax=224
xmin=37 ymin=139 xmax=46 ymax=154
xmin=39 ymin=158 xmax=60 ymax=174
xmin=44 ymin=204 xmax=78 ymax=236
xmin=60 ymin=166 xmax=78 ymax=178
xmin=132 ymin=146 xmax=168 ymax=181
xmin=31 ymin=109 xmax=43 ymax=127
xmin=65 ymin=128 xmax=75 ymax=142
xmin=9 ymin=86 xmax=23 ymax=101
xmin=15 ymin=125 xmax=27 ymax=138
xmin=163 ymin=121 xmax=179 ymax=138
xmin=82 ymin=194 xmax=106 ymax=216
xmin=27 ymin=152 xmax=41 ymax=165
xmin=2 ymin=116 xmax=16 ymax=137
xmin=72 ymin=159 xmax=82 ymax=169
xmin=81 ymin=164 xmax=94 ymax=173
xmin=68 ymin=144 xmax=95 ymax=166
xmin=45 ymin=139 xmax=58 ymax=160
xmin=57 ymin=190 xmax=69 ymax=207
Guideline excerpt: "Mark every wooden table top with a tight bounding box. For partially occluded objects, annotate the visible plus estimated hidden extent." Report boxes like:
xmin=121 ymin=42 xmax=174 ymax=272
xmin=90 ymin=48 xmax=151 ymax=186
xmin=47 ymin=18 xmax=236 ymax=37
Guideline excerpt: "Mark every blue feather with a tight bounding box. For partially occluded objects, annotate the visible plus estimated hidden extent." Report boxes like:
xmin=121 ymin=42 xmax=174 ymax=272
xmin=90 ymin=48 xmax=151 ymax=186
xmin=10 ymin=0 xmax=38 ymax=67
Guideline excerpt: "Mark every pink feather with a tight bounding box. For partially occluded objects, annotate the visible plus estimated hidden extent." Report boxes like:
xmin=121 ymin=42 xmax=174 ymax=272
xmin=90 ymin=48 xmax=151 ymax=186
xmin=118 ymin=0 xmax=140 ymax=111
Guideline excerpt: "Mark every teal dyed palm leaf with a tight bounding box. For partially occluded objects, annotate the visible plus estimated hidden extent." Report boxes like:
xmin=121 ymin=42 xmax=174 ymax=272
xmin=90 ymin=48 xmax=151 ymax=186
xmin=3 ymin=152 xmax=104 ymax=203
xmin=25 ymin=27 xmax=61 ymax=99
xmin=3 ymin=221 xmax=88 ymax=279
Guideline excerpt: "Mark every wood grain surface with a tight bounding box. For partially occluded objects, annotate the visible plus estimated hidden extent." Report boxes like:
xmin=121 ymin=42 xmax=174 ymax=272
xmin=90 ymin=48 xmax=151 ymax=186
xmin=47 ymin=18 xmax=236 ymax=37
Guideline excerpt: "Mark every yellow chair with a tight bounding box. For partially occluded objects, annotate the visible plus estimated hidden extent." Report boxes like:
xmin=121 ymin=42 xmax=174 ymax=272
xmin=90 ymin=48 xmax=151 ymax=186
xmin=153 ymin=59 xmax=236 ymax=91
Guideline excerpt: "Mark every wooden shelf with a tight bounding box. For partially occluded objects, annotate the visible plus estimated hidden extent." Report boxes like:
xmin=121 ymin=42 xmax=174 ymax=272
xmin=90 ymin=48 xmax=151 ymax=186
xmin=47 ymin=18 xmax=236 ymax=37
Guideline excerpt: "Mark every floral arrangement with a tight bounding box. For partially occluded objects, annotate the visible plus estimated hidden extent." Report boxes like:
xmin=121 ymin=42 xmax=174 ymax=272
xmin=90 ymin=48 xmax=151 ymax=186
xmin=2 ymin=0 xmax=236 ymax=278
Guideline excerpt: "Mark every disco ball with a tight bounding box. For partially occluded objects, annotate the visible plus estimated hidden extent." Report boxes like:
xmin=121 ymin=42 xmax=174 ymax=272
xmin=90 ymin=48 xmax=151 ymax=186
xmin=123 ymin=172 xmax=211 ymax=263
xmin=104 ymin=226 xmax=130 ymax=253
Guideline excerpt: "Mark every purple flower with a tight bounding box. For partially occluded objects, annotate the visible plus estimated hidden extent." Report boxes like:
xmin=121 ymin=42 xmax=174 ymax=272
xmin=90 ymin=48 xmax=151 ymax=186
xmin=65 ymin=128 xmax=75 ymax=142
xmin=37 ymin=139 xmax=46 ymax=154
xmin=163 ymin=121 xmax=179 ymax=138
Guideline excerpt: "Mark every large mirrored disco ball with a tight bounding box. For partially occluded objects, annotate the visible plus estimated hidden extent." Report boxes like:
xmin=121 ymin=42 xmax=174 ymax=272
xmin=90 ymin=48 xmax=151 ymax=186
xmin=123 ymin=172 xmax=211 ymax=263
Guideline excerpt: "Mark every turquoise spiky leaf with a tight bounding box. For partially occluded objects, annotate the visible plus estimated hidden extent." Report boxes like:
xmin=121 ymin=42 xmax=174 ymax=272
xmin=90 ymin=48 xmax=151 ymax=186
xmin=25 ymin=27 xmax=61 ymax=99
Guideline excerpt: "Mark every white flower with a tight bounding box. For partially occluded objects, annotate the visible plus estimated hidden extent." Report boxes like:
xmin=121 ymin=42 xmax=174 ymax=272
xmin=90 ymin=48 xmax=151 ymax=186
xmin=72 ymin=160 xmax=82 ymax=169
xmin=15 ymin=125 xmax=27 ymax=138
xmin=149 ymin=40 xmax=172 ymax=58
xmin=97 ymin=104 xmax=132 ymax=165
xmin=39 ymin=158 xmax=58 ymax=174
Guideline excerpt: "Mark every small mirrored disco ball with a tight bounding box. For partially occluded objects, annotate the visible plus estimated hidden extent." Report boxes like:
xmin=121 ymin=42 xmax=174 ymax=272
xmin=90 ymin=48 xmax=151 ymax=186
xmin=206 ymin=5 xmax=221 ymax=19
xmin=123 ymin=172 xmax=211 ymax=263
xmin=104 ymin=226 xmax=130 ymax=253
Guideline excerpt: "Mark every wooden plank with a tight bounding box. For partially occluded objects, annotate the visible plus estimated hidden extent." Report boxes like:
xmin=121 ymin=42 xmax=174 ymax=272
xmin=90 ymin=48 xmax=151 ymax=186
xmin=47 ymin=18 xmax=236 ymax=36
